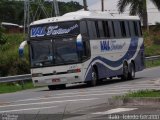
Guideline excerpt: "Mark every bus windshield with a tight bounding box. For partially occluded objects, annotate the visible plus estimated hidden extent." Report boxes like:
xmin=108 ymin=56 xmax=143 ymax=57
xmin=30 ymin=37 xmax=81 ymax=67
xmin=30 ymin=21 xmax=81 ymax=67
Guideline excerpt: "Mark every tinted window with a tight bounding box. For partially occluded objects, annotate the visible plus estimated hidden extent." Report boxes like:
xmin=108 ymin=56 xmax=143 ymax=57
xmin=120 ymin=21 xmax=127 ymax=37
xmin=98 ymin=21 xmax=105 ymax=38
xmin=30 ymin=40 xmax=53 ymax=67
xmin=80 ymin=21 xmax=89 ymax=37
xmin=129 ymin=21 xmax=135 ymax=37
xmin=111 ymin=21 xmax=116 ymax=37
xmin=114 ymin=21 xmax=122 ymax=37
xmin=133 ymin=21 xmax=139 ymax=36
xmin=137 ymin=21 xmax=143 ymax=36
xmin=54 ymin=38 xmax=79 ymax=64
xmin=87 ymin=21 xmax=97 ymax=39
xmin=95 ymin=21 xmax=100 ymax=38
xmin=103 ymin=21 xmax=110 ymax=38
xmin=125 ymin=21 xmax=131 ymax=37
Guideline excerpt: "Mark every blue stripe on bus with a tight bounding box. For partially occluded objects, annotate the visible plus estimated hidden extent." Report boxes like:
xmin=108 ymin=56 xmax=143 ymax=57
xmin=84 ymin=37 xmax=141 ymax=81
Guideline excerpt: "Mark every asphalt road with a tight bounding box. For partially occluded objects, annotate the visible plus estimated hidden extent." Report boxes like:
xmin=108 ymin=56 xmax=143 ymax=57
xmin=0 ymin=67 xmax=160 ymax=120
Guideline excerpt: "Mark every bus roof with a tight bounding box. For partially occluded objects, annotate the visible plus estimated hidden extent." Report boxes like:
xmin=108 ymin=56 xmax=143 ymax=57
xmin=30 ymin=11 xmax=140 ymax=26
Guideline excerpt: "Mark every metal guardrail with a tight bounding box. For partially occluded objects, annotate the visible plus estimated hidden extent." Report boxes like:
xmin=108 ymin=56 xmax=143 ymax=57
xmin=0 ymin=55 xmax=160 ymax=83
xmin=145 ymin=55 xmax=160 ymax=61
xmin=0 ymin=74 xmax=31 ymax=83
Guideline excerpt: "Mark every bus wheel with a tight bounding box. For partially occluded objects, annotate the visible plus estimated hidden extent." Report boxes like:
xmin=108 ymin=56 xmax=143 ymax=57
xmin=121 ymin=63 xmax=129 ymax=80
xmin=58 ymin=84 xmax=66 ymax=89
xmin=48 ymin=84 xmax=66 ymax=90
xmin=128 ymin=63 xmax=135 ymax=80
xmin=91 ymin=67 xmax=98 ymax=86
xmin=48 ymin=85 xmax=55 ymax=90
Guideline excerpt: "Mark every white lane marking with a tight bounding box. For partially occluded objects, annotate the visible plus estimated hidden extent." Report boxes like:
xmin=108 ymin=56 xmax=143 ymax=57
xmin=0 ymin=98 xmax=99 ymax=108
xmin=92 ymin=108 xmax=138 ymax=115
xmin=12 ymin=92 xmax=127 ymax=103
xmin=0 ymin=106 xmax=57 ymax=113
xmin=12 ymin=84 xmax=158 ymax=103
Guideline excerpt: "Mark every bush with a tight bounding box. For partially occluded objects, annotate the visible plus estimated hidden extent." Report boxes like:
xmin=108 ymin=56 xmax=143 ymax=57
xmin=0 ymin=27 xmax=7 ymax=45
xmin=0 ymin=34 xmax=30 ymax=77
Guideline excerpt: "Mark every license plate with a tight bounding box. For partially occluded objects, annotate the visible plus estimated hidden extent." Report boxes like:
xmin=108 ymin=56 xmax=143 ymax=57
xmin=52 ymin=79 xmax=60 ymax=83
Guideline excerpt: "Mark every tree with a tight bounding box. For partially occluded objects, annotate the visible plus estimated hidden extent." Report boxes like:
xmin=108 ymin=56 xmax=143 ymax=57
xmin=0 ymin=1 xmax=82 ymax=24
xmin=117 ymin=0 xmax=160 ymax=29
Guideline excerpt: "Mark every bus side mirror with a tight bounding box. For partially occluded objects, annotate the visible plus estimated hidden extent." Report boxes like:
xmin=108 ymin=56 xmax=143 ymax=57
xmin=76 ymin=34 xmax=83 ymax=51
xmin=19 ymin=40 xmax=27 ymax=58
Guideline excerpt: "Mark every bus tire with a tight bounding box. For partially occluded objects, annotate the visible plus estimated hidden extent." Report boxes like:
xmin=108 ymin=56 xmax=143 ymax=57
xmin=121 ymin=63 xmax=129 ymax=80
xmin=91 ymin=67 xmax=98 ymax=86
xmin=87 ymin=67 xmax=98 ymax=87
xmin=48 ymin=85 xmax=55 ymax=90
xmin=48 ymin=84 xmax=66 ymax=90
xmin=128 ymin=63 xmax=135 ymax=80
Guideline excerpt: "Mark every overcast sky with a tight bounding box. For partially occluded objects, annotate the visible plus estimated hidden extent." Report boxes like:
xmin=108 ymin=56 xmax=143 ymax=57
xmin=58 ymin=0 xmax=160 ymax=25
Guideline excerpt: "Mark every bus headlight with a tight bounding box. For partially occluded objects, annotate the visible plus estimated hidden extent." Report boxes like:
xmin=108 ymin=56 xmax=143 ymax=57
xmin=32 ymin=73 xmax=43 ymax=77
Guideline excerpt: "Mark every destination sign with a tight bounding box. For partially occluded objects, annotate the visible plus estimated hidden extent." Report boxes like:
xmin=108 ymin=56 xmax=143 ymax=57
xmin=30 ymin=22 xmax=79 ymax=38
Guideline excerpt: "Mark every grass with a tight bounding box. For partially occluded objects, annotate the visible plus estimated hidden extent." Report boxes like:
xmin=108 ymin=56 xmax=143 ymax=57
xmin=0 ymin=33 xmax=30 ymax=77
xmin=145 ymin=44 xmax=160 ymax=57
xmin=145 ymin=59 xmax=160 ymax=68
xmin=143 ymin=29 xmax=160 ymax=57
xmin=0 ymin=81 xmax=34 ymax=94
xmin=124 ymin=90 xmax=160 ymax=98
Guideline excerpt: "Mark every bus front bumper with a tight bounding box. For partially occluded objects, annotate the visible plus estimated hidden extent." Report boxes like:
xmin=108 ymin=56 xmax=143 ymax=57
xmin=32 ymin=73 xmax=83 ymax=87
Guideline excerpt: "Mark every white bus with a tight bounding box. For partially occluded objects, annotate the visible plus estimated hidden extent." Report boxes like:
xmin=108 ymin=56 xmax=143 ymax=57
xmin=20 ymin=11 xmax=145 ymax=90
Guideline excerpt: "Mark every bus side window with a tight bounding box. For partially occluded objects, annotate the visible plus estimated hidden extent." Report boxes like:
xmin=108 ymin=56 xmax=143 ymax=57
xmin=133 ymin=21 xmax=139 ymax=36
xmin=113 ymin=21 xmax=122 ymax=38
xmin=87 ymin=21 xmax=97 ymax=39
xmin=139 ymin=21 xmax=143 ymax=36
xmin=108 ymin=21 xmax=115 ymax=38
xmin=80 ymin=21 xmax=89 ymax=38
xmin=129 ymin=21 xmax=136 ymax=37
xmin=102 ymin=21 xmax=110 ymax=38
xmin=120 ymin=21 xmax=127 ymax=37
xmin=95 ymin=21 xmax=100 ymax=38
xmin=98 ymin=21 xmax=105 ymax=38
xmin=137 ymin=21 xmax=143 ymax=37
xmin=125 ymin=21 xmax=131 ymax=37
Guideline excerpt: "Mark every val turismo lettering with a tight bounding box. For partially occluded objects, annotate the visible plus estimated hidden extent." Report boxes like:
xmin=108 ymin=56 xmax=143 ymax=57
xmin=30 ymin=24 xmax=78 ymax=37
xmin=31 ymin=27 xmax=46 ymax=37
xmin=100 ymin=40 xmax=126 ymax=51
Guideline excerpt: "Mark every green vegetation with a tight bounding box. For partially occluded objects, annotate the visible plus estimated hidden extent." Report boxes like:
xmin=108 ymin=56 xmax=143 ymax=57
xmin=0 ymin=34 xmax=30 ymax=77
xmin=117 ymin=0 xmax=160 ymax=28
xmin=0 ymin=81 xmax=34 ymax=94
xmin=0 ymin=27 xmax=6 ymax=45
xmin=146 ymin=59 xmax=160 ymax=68
xmin=0 ymin=0 xmax=83 ymax=25
xmin=123 ymin=90 xmax=160 ymax=98
xmin=143 ymin=28 xmax=160 ymax=56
